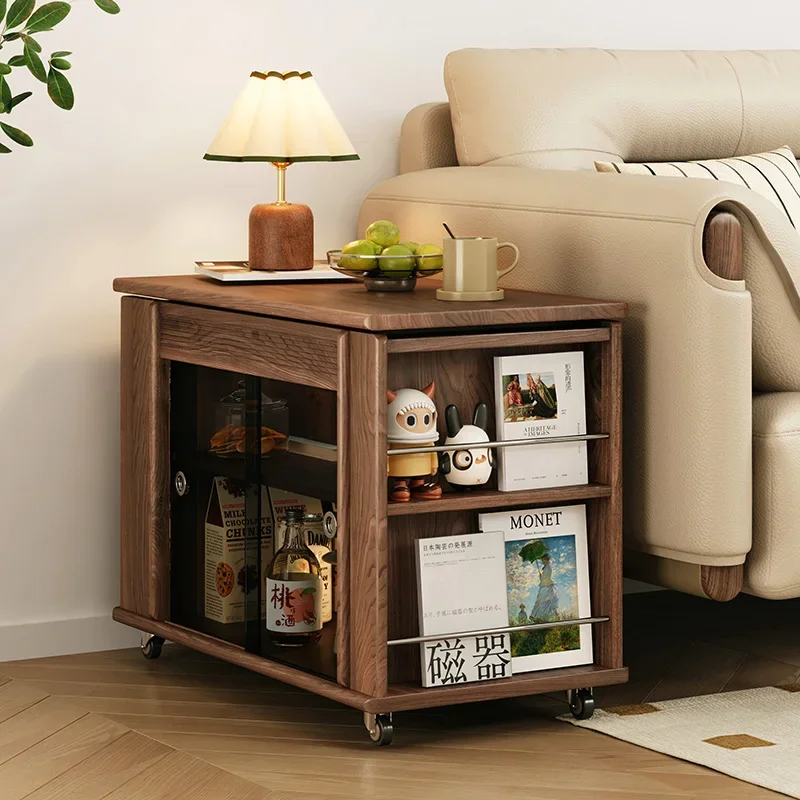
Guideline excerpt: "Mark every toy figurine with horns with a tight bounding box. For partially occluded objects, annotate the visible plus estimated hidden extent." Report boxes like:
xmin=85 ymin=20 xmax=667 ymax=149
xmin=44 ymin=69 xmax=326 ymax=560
xmin=439 ymin=403 xmax=494 ymax=489
xmin=387 ymin=381 xmax=442 ymax=503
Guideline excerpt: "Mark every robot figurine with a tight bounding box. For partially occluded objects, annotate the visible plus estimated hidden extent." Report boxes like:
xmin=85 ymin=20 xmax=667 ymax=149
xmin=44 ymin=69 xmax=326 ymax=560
xmin=387 ymin=381 xmax=443 ymax=503
xmin=438 ymin=403 xmax=494 ymax=490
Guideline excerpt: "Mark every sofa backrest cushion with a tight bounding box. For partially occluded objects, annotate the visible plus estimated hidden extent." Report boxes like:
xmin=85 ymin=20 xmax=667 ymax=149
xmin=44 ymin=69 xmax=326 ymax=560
xmin=444 ymin=49 xmax=800 ymax=170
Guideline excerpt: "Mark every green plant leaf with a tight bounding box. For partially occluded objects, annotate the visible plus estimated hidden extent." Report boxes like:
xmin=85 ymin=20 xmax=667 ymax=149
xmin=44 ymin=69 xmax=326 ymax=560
xmin=0 ymin=63 xmax=11 ymax=75
xmin=6 ymin=0 xmax=36 ymax=29
xmin=47 ymin=66 xmax=73 ymax=109
xmin=3 ymin=32 xmax=22 ymax=41
xmin=94 ymin=0 xmax=120 ymax=13
xmin=0 ymin=142 xmax=12 ymax=153
xmin=24 ymin=44 xmax=47 ymax=82
xmin=49 ymin=57 xmax=70 ymax=69
xmin=21 ymin=34 xmax=41 ymax=52
xmin=26 ymin=2 xmax=71 ymax=33
xmin=0 ymin=102 xmax=4 ymax=113
xmin=51 ymin=50 xmax=71 ymax=57
xmin=8 ymin=55 xmax=26 ymax=66
xmin=0 ymin=77 xmax=11 ymax=110
xmin=0 ymin=120 xmax=32 ymax=146
xmin=8 ymin=90 xmax=31 ymax=109
xmin=0 ymin=0 xmax=7 ymax=23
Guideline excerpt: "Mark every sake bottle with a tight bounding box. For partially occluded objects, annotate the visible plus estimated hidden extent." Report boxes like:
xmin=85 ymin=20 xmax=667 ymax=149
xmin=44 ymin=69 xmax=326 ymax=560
xmin=265 ymin=509 xmax=322 ymax=646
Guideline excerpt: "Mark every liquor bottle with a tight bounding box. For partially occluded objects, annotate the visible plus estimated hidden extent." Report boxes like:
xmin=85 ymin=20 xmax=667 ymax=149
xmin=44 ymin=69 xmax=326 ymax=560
xmin=303 ymin=513 xmax=333 ymax=624
xmin=265 ymin=509 xmax=322 ymax=646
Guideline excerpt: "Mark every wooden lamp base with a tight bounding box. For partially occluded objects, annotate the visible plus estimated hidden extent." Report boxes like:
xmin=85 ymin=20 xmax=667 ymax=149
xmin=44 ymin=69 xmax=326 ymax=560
xmin=249 ymin=202 xmax=314 ymax=271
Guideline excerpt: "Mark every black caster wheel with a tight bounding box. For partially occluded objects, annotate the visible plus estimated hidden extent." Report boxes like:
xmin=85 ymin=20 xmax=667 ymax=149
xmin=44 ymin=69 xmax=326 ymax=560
xmin=141 ymin=635 xmax=164 ymax=660
xmin=364 ymin=712 xmax=394 ymax=746
xmin=569 ymin=688 xmax=595 ymax=720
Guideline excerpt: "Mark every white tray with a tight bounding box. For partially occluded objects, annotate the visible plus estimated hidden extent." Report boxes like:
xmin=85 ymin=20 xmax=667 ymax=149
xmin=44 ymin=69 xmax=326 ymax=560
xmin=195 ymin=261 xmax=356 ymax=283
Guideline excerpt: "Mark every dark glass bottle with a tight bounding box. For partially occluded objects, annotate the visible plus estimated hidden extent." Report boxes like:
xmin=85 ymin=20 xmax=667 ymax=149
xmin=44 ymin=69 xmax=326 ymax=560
xmin=265 ymin=509 xmax=322 ymax=646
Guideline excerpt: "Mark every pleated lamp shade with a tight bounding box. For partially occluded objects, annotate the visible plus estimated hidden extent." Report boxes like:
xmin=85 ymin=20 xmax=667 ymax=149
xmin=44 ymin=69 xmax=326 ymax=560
xmin=204 ymin=70 xmax=359 ymax=163
xmin=204 ymin=70 xmax=359 ymax=272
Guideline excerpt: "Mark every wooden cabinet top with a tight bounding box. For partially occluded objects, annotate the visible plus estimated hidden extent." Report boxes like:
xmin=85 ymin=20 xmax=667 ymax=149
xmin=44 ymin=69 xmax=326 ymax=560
xmin=113 ymin=275 xmax=627 ymax=332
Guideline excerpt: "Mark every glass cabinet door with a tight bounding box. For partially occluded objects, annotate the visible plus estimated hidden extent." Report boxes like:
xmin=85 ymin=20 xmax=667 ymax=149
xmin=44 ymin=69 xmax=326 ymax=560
xmin=169 ymin=362 xmax=338 ymax=680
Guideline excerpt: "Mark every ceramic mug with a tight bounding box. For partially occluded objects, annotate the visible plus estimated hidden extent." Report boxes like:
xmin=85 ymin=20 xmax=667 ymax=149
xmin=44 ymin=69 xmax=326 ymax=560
xmin=436 ymin=237 xmax=520 ymax=301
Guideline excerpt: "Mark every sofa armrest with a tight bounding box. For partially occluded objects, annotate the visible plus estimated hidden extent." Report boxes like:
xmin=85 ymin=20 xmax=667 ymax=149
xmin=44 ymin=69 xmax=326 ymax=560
xmin=360 ymin=166 xmax=753 ymax=568
xmin=399 ymin=103 xmax=458 ymax=174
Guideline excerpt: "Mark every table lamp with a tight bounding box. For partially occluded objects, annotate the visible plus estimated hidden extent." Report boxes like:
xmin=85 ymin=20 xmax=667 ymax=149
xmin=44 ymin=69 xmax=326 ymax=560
xmin=204 ymin=70 xmax=359 ymax=271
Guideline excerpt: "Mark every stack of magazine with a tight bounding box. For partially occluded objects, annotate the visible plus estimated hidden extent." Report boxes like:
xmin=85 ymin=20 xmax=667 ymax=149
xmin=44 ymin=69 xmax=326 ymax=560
xmin=493 ymin=351 xmax=588 ymax=491
xmin=415 ymin=505 xmax=593 ymax=688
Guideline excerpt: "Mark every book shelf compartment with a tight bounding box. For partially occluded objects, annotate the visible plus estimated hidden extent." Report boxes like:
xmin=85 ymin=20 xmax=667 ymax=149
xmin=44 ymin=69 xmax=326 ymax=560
xmin=385 ymin=331 xmax=622 ymax=691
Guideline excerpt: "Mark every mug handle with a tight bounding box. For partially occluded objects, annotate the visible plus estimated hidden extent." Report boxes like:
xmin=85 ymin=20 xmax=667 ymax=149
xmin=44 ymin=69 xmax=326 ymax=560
xmin=497 ymin=242 xmax=520 ymax=279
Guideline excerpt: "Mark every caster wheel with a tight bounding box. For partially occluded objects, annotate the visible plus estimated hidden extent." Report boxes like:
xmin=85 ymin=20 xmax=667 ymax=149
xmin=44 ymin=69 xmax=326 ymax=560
xmin=569 ymin=688 xmax=595 ymax=720
xmin=364 ymin=712 xmax=394 ymax=746
xmin=141 ymin=635 xmax=164 ymax=660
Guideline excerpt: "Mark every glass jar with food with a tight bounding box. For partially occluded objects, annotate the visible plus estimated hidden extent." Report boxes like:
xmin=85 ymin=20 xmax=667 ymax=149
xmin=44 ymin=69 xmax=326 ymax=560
xmin=209 ymin=380 xmax=289 ymax=458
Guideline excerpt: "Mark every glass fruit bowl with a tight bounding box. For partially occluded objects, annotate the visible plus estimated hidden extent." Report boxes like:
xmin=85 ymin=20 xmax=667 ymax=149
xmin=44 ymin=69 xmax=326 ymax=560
xmin=327 ymin=250 xmax=443 ymax=292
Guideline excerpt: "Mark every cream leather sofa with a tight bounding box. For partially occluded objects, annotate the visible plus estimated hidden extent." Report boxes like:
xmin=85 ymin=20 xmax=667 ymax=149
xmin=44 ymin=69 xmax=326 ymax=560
xmin=359 ymin=48 xmax=800 ymax=601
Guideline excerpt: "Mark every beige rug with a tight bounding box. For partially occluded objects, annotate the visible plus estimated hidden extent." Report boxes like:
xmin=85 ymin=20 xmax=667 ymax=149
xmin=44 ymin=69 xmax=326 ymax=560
xmin=562 ymin=686 xmax=800 ymax=798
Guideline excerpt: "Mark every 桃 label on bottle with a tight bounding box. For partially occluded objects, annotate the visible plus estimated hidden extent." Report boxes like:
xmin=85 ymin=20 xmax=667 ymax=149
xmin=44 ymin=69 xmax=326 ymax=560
xmin=265 ymin=578 xmax=322 ymax=632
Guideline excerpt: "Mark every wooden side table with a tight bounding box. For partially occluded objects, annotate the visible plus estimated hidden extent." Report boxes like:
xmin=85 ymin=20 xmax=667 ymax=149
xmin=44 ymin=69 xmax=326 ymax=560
xmin=113 ymin=276 xmax=627 ymax=745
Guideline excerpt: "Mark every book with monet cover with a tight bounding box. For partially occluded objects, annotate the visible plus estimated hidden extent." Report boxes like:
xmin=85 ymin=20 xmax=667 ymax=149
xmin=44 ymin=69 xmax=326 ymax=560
xmin=493 ymin=351 xmax=588 ymax=491
xmin=479 ymin=505 xmax=593 ymax=674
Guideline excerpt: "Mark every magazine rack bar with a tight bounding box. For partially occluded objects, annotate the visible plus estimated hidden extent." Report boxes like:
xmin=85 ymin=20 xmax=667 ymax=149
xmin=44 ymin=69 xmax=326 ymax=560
xmin=388 ymin=433 xmax=609 ymax=456
xmin=387 ymin=615 xmax=610 ymax=646
xmin=112 ymin=276 xmax=628 ymax=746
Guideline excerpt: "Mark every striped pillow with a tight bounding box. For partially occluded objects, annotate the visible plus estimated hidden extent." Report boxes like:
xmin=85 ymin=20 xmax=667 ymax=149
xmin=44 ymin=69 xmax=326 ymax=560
xmin=595 ymin=146 xmax=800 ymax=228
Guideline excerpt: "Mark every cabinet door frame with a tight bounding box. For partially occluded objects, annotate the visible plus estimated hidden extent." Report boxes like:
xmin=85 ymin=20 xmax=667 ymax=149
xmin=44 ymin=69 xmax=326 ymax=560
xmin=120 ymin=297 xmax=170 ymax=620
xmin=119 ymin=298 xmax=351 ymax=678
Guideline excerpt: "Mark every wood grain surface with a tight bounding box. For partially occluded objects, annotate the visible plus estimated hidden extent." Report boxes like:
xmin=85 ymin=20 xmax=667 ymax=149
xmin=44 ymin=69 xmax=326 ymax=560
xmin=701 ymin=564 xmax=745 ymax=603
xmin=249 ymin=202 xmax=314 ymax=272
xmin=387 ymin=483 xmax=612 ymax=516
xmin=5 ymin=599 xmax=796 ymax=800
xmin=0 ymin=696 xmax=86 ymax=765
xmin=111 ymin=608 xmax=373 ymax=711
xmin=586 ymin=322 xmax=624 ymax=669
xmin=0 ymin=681 xmax=48 ymax=725
xmin=113 ymin=276 xmax=627 ymax=332
xmin=159 ymin=303 xmax=342 ymax=391
xmin=387 ymin=326 xmax=610 ymax=353
xmin=703 ymin=209 xmax=744 ymax=281
xmin=22 ymin=731 xmax=172 ymax=800
xmin=345 ymin=333 xmax=389 ymax=698
xmin=335 ymin=333 xmax=351 ymax=687
xmin=0 ymin=676 xmax=271 ymax=800
xmin=0 ymin=712 xmax=127 ymax=799
xmin=377 ymin=665 xmax=628 ymax=713
xmin=120 ymin=297 xmax=170 ymax=620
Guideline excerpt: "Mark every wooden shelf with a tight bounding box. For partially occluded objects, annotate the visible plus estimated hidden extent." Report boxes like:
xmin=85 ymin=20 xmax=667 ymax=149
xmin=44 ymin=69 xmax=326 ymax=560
xmin=113 ymin=608 xmax=372 ymax=711
xmin=387 ymin=483 xmax=611 ymax=516
xmin=370 ymin=664 xmax=628 ymax=713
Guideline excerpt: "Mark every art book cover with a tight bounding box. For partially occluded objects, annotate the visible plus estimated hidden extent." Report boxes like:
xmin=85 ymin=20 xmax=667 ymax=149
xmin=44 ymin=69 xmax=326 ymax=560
xmin=479 ymin=505 xmax=593 ymax=673
xmin=415 ymin=532 xmax=511 ymax=688
xmin=494 ymin=351 xmax=588 ymax=491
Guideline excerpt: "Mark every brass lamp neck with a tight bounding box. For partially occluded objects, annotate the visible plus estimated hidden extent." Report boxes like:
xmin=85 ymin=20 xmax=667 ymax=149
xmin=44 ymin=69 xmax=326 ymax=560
xmin=274 ymin=161 xmax=290 ymax=205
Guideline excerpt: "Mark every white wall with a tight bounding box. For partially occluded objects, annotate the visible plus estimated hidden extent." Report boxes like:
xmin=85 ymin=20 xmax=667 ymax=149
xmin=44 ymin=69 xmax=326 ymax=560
xmin=2 ymin=0 xmax=799 ymax=660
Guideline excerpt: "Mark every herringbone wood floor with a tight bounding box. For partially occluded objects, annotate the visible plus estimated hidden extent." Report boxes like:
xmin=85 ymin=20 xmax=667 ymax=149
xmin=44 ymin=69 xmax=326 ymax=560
xmin=1 ymin=591 xmax=798 ymax=799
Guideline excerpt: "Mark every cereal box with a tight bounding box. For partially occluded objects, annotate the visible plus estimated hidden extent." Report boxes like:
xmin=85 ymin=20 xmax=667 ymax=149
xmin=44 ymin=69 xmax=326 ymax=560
xmin=204 ymin=477 xmax=273 ymax=624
